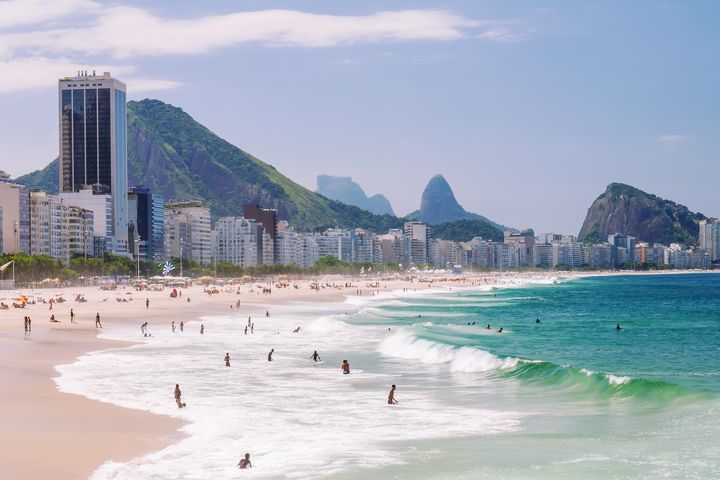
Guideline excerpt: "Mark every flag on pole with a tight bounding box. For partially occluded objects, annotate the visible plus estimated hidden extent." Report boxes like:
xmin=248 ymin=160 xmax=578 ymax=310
xmin=162 ymin=261 xmax=175 ymax=276
xmin=0 ymin=261 xmax=12 ymax=272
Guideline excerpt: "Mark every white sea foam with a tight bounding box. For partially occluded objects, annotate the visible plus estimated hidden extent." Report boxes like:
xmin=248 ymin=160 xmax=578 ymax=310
xmin=55 ymin=302 xmax=521 ymax=479
xmin=378 ymin=329 xmax=518 ymax=373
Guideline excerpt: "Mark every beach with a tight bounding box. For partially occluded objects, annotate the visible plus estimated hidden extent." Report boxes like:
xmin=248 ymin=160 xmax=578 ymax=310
xmin=0 ymin=274 xmax=473 ymax=479
xmin=1 ymin=270 xmax=717 ymax=479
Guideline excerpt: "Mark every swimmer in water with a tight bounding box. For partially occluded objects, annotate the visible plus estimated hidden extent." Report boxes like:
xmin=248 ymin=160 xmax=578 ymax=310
xmin=616 ymin=323 xmax=622 ymax=331
xmin=310 ymin=351 xmax=321 ymax=362
xmin=486 ymin=324 xmax=491 ymax=330
xmin=238 ymin=453 xmax=252 ymax=469
xmin=497 ymin=327 xmax=503 ymax=333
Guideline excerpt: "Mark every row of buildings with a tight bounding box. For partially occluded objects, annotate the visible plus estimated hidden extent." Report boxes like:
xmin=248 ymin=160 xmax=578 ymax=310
xmin=1 ymin=71 xmax=717 ymax=271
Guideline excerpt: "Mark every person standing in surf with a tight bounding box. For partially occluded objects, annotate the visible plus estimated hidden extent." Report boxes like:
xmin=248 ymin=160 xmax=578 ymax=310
xmin=268 ymin=349 xmax=274 ymax=362
xmin=237 ymin=453 xmax=252 ymax=469
xmin=310 ymin=351 xmax=321 ymax=362
xmin=224 ymin=353 xmax=231 ymax=367
xmin=388 ymin=385 xmax=398 ymax=404
xmin=341 ymin=360 xmax=350 ymax=374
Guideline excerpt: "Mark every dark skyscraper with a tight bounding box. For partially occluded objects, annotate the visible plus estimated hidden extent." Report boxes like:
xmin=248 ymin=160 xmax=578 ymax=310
xmin=244 ymin=205 xmax=278 ymax=263
xmin=58 ymin=71 xmax=128 ymax=247
xmin=128 ymin=186 xmax=165 ymax=261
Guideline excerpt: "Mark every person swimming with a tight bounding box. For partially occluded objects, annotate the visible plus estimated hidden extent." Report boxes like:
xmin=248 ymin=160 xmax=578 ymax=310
xmin=486 ymin=324 xmax=491 ymax=329
xmin=237 ymin=453 xmax=252 ymax=469
xmin=616 ymin=323 xmax=622 ymax=331
xmin=310 ymin=351 xmax=321 ymax=362
xmin=536 ymin=318 xmax=541 ymax=323
xmin=497 ymin=327 xmax=503 ymax=333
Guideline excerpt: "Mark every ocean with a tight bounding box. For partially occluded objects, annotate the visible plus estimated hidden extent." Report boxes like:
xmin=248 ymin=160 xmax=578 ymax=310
xmin=56 ymin=274 xmax=720 ymax=479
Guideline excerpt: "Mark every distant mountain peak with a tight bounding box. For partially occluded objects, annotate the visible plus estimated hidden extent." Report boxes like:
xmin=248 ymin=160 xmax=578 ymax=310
xmin=578 ymin=182 xmax=707 ymax=245
xmin=316 ymin=174 xmax=394 ymax=216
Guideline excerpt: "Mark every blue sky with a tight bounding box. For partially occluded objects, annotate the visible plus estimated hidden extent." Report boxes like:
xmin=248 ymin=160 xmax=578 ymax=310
xmin=0 ymin=0 xmax=717 ymax=233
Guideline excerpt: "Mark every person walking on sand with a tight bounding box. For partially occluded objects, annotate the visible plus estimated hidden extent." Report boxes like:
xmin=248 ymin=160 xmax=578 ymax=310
xmin=310 ymin=351 xmax=321 ymax=362
xmin=388 ymin=384 xmax=398 ymax=404
xmin=146 ymin=298 xmax=150 ymax=310
xmin=341 ymin=360 xmax=350 ymax=374
xmin=237 ymin=453 xmax=252 ymax=469
xmin=244 ymin=325 xmax=248 ymax=335
xmin=95 ymin=313 xmax=102 ymax=328
xmin=172 ymin=321 xmax=176 ymax=333
xmin=180 ymin=321 xmax=184 ymax=332
xmin=27 ymin=316 xmax=31 ymax=331
xmin=224 ymin=353 xmax=231 ymax=367
xmin=24 ymin=316 xmax=28 ymax=332
xmin=268 ymin=349 xmax=274 ymax=362
xmin=70 ymin=308 xmax=75 ymax=323
xmin=251 ymin=323 xmax=254 ymax=334
xmin=266 ymin=310 xmax=270 ymax=318
xmin=200 ymin=324 xmax=205 ymax=335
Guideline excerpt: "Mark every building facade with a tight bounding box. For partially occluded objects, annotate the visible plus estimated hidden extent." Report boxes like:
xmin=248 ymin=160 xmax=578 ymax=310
xmin=164 ymin=202 xmax=212 ymax=265
xmin=58 ymin=71 xmax=128 ymax=252
xmin=0 ymin=181 xmax=30 ymax=254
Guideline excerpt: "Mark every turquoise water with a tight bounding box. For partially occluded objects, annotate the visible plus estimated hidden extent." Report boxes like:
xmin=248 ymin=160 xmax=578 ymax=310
xmin=345 ymin=274 xmax=720 ymax=479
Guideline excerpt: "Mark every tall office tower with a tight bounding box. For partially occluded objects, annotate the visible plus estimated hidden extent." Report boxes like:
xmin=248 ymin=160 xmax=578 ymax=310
xmin=243 ymin=205 xmax=278 ymax=263
xmin=58 ymin=71 xmax=128 ymax=252
xmin=128 ymin=186 xmax=165 ymax=261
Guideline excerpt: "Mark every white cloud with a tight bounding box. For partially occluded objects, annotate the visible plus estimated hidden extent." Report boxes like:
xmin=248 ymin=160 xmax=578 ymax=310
xmin=0 ymin=7 xmax=493 ymax=59
xmin=0 ymin=57 xmax=178 ymax=94
xmin=126 ymin=77 xmax=182 ymax=94
xmin=657 ymin=134 xmax=685 ymax=143
xmin=0 ymin=0 xmax=99 ymax=29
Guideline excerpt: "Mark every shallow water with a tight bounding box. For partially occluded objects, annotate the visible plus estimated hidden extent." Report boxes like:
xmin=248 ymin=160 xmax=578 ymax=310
xmin=56 ymin=274 xmax=720 ymax=479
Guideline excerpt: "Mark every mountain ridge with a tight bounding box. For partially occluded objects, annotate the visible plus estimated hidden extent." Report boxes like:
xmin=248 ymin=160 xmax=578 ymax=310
xmin=315 ymin=175 xmax=394 ymax=215
xmin=578 ymin=182 xmax=708 ymax=245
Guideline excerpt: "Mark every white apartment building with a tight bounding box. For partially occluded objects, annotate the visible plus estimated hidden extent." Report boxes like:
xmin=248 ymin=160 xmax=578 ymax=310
xmin=215 ymin=217 xmax=259 ymax=267
xmin=0 ymin=181 xmax=30 ymax=254
xmin=30 ymin=191 xmax=94 ymax=261
xmin=164 ymin=202 xmax=212 ymax=265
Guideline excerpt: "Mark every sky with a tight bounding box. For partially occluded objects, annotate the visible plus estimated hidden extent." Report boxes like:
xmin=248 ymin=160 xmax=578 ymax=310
xmin=0 ymin=0 xmax=718 ymax=234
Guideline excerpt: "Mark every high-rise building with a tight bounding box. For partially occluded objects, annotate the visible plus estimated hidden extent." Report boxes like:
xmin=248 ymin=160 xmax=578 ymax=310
xmin=243 ymin=205 xmax=278 ymax=264
xmin=58 ymin=71 xmax=128 ymax=252
xmin=699 ymin=220 xmax=720 ymax=262
xmin=0 ymin=181 xmax=30 ymax=254
xmin=607 ymin=233 xmax=636 ymax=266
xmin=30 ymin=191 xmax=94 ymax=261
xmin=504 ymin=229 xmax=536 ymax=265
xmin=404 ymin=222 xmax=429 ymax=266
xmin=128 ymin=186 xmax=165 ymax=261
xmin=215 ymin=217 xmax=259 ymax=267
xmin=164 ymin=202 xmax=212 ymax=265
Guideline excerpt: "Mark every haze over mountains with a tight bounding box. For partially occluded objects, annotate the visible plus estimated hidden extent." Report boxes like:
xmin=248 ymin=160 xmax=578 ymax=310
xmin=13 ymin=99 xmax=710 ymax=247
xmin=315 ymin=175 xmax=394 ymax=216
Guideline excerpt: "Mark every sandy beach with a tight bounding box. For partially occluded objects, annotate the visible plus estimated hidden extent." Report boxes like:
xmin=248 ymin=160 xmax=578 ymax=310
xmin=0 ymin=269 xmax=711 ymax=479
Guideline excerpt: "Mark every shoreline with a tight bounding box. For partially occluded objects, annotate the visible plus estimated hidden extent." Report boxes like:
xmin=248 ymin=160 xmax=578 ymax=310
xmin=0 ymin=269 xmax=714 ymax=479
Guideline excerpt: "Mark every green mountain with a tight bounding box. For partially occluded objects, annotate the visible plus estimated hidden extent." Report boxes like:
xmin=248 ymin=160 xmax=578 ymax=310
xmin=578 ymin=183 xmax=708 ymax=245
xmin=15 ymin=99 xmax=401 ymax=232
xmin=430 ymin=219 xmax=503 ymax=243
